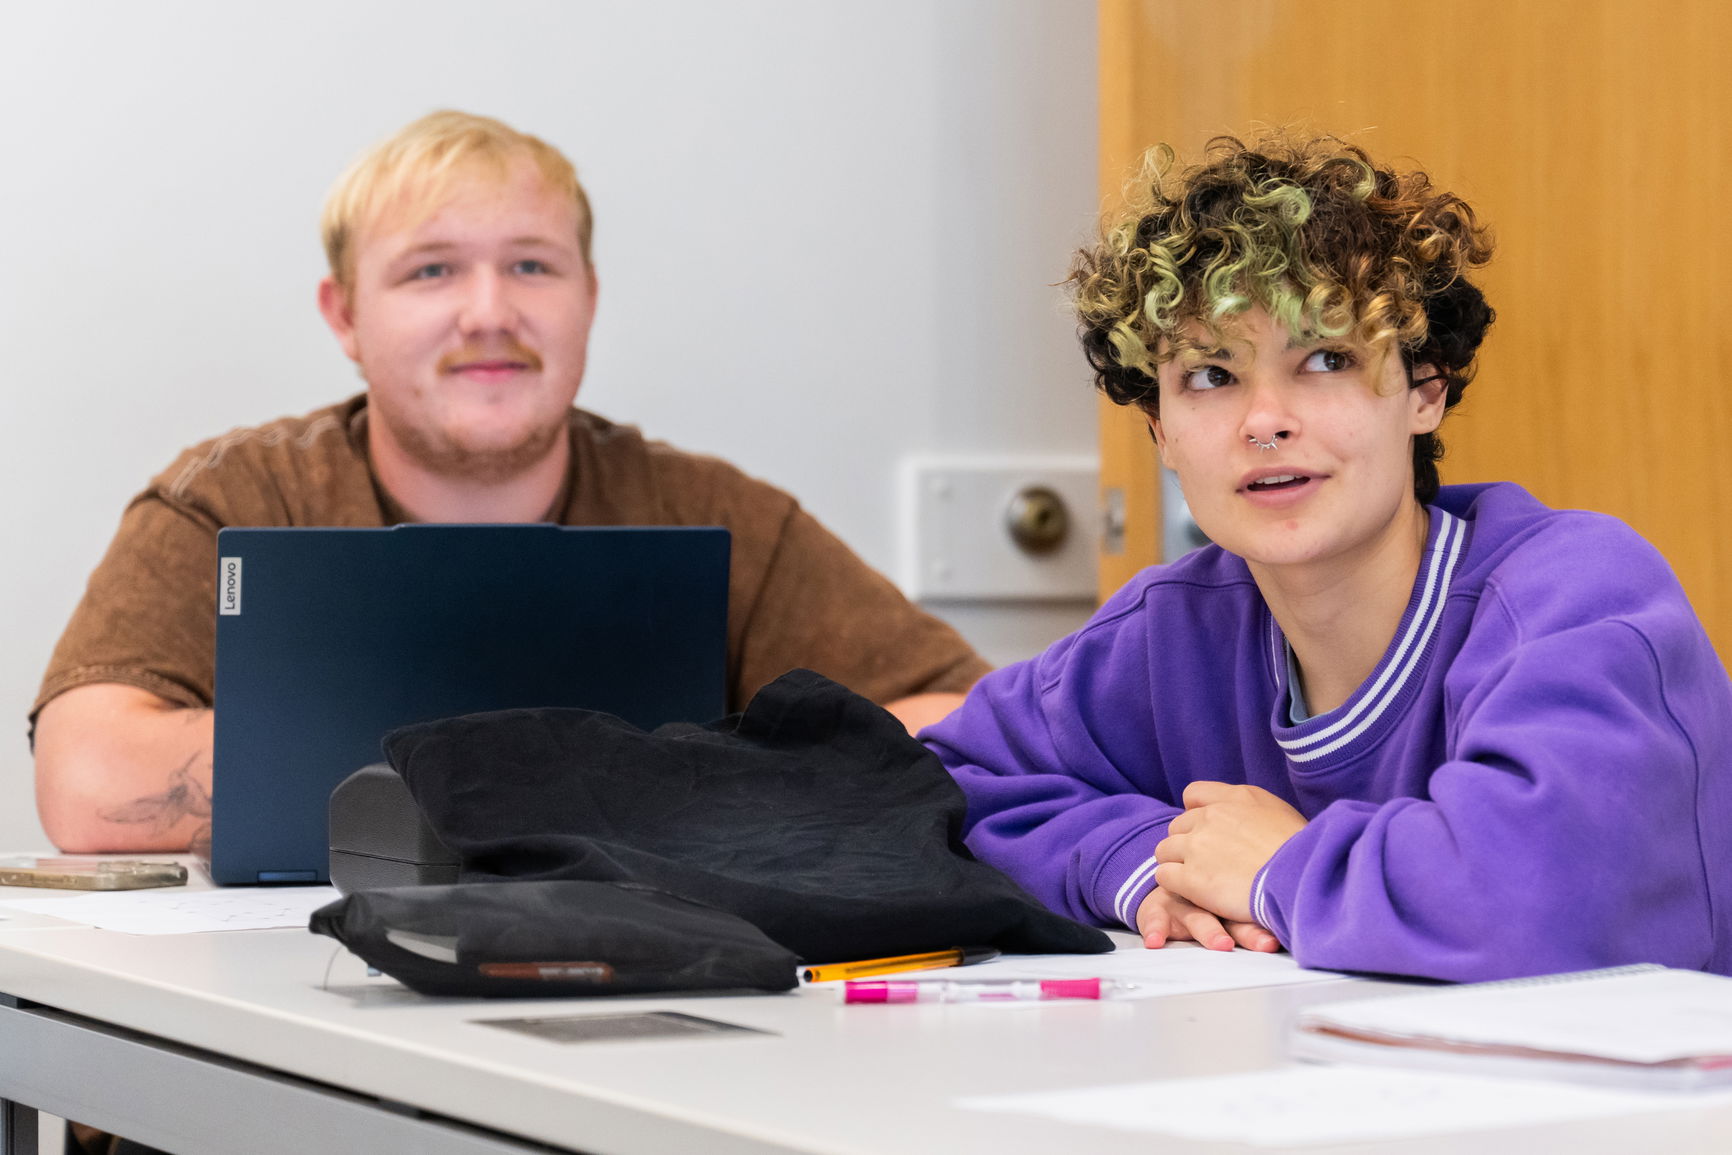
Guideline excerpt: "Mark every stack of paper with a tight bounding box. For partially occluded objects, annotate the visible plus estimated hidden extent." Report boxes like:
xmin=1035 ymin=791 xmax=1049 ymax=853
xmin=1292 ymin=964 xmax=1732 ymax=1090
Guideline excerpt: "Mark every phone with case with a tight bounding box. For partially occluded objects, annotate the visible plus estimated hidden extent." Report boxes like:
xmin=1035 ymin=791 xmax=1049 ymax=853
xmin=0 ymin=858 xmax=187 ymax=890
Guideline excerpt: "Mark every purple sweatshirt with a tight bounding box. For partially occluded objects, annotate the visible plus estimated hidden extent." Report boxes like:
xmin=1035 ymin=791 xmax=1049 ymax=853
xmin=925 ymin=483 xmax=1732 ymax=982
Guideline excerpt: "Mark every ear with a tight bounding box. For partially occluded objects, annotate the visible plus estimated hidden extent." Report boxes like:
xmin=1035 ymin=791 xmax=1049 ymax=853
xmin=317 ymin=277 xmax=362 ymax=363
xmin=1143 ymin=408 xmax=1170 ymax=468
xmin=1408 ymin=365 xmax=1447 ymax=435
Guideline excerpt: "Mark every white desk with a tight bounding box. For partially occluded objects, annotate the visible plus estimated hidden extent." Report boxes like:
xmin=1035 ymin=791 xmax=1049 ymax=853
xmin=6 ymin=886 xmax=1732 ymax=1154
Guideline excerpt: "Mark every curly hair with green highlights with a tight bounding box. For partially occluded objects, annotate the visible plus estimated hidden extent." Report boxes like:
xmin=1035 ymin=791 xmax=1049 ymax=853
xmin=1071 ymin=135 xmax=1496 ymax=502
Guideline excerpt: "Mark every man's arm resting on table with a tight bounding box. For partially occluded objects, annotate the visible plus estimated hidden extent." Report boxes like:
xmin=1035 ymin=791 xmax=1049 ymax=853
xmin=34 ymin=684 xmax=214 ymax=854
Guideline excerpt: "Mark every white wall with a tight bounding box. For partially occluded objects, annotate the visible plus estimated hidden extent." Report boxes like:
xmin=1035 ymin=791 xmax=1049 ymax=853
xmin=0 ymin=0 xmax=1099 ymax=851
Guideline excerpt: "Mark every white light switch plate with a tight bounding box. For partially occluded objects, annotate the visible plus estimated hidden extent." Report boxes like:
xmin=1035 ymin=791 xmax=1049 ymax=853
xmin=900 ymin=456 xmax=1098 ymax=601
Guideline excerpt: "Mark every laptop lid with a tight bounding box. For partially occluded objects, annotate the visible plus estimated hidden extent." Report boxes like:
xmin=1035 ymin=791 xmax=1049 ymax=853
xmin=210 ymin=524 xmax=729 ymax=886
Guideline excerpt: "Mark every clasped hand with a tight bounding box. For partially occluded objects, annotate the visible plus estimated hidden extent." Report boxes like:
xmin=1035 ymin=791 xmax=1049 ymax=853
xmin=1135 ymin=781 xmax=1307 ymax=953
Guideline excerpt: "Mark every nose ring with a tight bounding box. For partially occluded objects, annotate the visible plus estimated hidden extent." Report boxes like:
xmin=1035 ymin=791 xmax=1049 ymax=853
xmin=1248 ymin=435 xmax=1281 ymax=451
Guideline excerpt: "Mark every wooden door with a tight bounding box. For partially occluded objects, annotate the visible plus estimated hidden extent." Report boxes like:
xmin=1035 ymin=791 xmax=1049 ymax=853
xmin=1097 ymin=0 xmax=1732 ymax=662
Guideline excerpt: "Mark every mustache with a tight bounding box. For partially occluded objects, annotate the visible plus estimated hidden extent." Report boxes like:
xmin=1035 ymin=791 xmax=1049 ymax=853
xmin=438 ymin=341 xmax=544 ymax=373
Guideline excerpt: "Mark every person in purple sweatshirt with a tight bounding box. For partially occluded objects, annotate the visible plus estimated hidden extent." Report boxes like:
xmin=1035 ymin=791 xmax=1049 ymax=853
xmin=923 ymin=135 xmax=1732 ymax=983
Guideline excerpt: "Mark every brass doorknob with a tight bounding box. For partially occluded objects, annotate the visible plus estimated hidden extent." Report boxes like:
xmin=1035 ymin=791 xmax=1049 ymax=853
xmin=1005 ymin=485 xmax=1069 ymax=555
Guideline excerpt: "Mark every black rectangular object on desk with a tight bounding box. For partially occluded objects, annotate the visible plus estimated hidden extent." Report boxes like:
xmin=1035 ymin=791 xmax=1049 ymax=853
xmin=328 ymin=762 xmax=460 ymax=892
xmin=209 ymin=524 xmax=729 ymax=886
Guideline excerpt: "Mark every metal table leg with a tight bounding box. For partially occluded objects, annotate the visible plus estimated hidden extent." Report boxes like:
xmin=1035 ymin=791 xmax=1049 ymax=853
xmin=0 ymin=1096 xmax=38 ymax=1155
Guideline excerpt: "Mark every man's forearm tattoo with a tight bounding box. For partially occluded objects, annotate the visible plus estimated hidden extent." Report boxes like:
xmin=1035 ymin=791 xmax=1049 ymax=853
xmin=99 ymin=753 xmax=212 ymax=836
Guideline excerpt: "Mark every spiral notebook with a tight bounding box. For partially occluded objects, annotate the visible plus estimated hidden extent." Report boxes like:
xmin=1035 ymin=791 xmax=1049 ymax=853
xmin=1291 ymin=965 xmax=1732 ymax=1091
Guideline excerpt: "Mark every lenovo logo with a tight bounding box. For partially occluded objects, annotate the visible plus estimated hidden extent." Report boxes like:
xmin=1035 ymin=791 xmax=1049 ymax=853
xmin=218 ymin=557 xmax=243 ymax=616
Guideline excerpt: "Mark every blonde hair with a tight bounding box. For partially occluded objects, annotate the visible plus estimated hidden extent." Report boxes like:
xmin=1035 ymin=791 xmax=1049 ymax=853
xmin=320 ymin=110 xmax=593 ymax=288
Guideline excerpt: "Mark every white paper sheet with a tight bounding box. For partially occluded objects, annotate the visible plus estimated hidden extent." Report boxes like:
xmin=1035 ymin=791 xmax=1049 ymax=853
xmin=883 ymin=939 xmax=1343 ymax=1000
xmin=959 ymin=1066 xmax=1711 ymax=1146
xmin=1300 ymin=967 xmax=1732 ymax=1065
xmin=0 ymin=886 xmax=339 ymax=934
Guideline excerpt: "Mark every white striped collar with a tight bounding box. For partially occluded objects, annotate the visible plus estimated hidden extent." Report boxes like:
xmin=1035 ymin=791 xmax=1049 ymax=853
xmin=1273 ymin=509 xmax=1466 ymax=764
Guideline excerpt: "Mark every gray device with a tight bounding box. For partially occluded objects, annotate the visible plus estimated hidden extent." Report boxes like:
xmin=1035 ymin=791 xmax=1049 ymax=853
xmin=209 ymin=524 xmax=729 ymax=886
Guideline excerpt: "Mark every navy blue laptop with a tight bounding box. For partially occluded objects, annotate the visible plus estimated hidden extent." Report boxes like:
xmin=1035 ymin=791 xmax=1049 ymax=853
xmin=209 ymin=525 xmax=729 ymax=886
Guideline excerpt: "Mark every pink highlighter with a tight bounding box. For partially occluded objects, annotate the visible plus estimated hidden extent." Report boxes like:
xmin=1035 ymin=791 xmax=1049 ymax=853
xmin=843 ymin=977 xmax=1129 ymax=1004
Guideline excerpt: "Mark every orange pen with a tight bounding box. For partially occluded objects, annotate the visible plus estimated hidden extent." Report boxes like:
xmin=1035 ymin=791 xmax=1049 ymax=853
xmin=800 ymin=946 xmax=1000 ymax=983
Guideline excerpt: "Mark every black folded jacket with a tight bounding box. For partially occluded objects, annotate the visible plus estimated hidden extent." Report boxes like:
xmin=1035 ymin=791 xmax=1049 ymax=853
xmin=383 ymin=669 xmax=1111 ymax=962
xmin=311 ymin=880 xmax=799 ymax=997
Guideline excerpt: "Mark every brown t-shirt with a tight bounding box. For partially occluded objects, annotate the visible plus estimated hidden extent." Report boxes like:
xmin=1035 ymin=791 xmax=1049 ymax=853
xmin=35 ymin=396 xmax=989 ymax=721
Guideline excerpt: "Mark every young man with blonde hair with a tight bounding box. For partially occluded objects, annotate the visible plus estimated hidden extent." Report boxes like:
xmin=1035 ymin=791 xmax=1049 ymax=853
xmin=34 ymin=110 xmax=987 ymax=855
